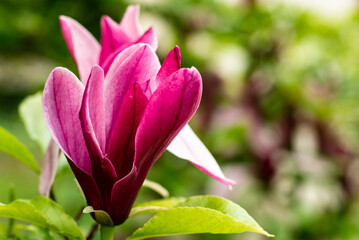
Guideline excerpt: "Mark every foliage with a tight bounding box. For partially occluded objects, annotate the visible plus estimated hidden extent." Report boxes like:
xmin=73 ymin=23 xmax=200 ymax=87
xmin=128 ymin=195 xmax=272 ymax=239
xmin=0 ymin=126 xmax=40 ymax=173
xmin=0 ymin=196 xmax=83 ymax=239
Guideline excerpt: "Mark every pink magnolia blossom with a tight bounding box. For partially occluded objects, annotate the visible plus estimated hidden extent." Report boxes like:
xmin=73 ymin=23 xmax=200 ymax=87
xmin=58 ymin=5 xmax=234 ymax=187
xmin=43 ymin=45 xmax=208 ymax=224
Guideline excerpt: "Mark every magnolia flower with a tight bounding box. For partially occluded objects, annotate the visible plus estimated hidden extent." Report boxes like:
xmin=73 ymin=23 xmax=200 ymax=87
xmin=58 ymin=5 xmax=234 ymax=187
xmin=43 ymin=45 xmax=232 ymax=225
xmin=39 ymin=5 xmax=155 ymax=197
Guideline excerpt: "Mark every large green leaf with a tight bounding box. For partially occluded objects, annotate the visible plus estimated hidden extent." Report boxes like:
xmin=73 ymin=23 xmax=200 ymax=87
xmin=130 ymin=197 xmax=186 ymax=217
xmin=128 ymin=195 xmax=273 ymax=239
xmin=133 ymin=197 xmax=186 ymax=209
xmin=0 ymin=196 xmax=84 ymax=240
xmin=0 ymin=126 xmax=40 ymax=173
xmin=19 ymin=92 xmax=51 ymax=152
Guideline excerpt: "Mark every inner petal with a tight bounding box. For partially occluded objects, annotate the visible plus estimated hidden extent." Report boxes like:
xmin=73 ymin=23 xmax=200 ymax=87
xmin=106 ymin=83 xmax=148 ymax=179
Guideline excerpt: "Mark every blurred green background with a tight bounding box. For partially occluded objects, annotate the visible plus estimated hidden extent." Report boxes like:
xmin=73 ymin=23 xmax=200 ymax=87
xmin=1 ymin=0 xmax=359 ymax=239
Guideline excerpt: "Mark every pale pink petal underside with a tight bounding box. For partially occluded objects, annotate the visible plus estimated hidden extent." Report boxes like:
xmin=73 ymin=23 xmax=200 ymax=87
xmin=167 ymin=125 xmax=235 ymax=186
xmin=42 ymin=67 xmax=91 ymax=174
xmin=59 ymin=16 xmax=100 ymax=84
xmin=39 ymin=139 xmax=60 ymax=197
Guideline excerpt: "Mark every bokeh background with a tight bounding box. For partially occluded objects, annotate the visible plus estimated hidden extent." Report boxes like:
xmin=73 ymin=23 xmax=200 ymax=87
xmin=1 ymin=0 xmax=359 ymax=239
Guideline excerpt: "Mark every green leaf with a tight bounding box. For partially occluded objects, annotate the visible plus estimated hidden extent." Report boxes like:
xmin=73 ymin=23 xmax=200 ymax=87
xmin=0 ymin=224 xmax=6 ymax=238
xmin=15 ymin=224 xmax=56 ymax=240
xmin=19 ymin=92 xmax=51 ymax=152
xmin=0 ymin=196 xmax=84 ymax=240
xmin=130 ymin=206 xmax=168 ymax=217
xmin=134 ymin=197 xmax=186 ymax=208
xmin=127 ymin=195 xmax=273 ymax=240
xmin=0 ymin=126 xmax=40 ymax=174
xmin=130 ymin=197 xmax=186 ymax=217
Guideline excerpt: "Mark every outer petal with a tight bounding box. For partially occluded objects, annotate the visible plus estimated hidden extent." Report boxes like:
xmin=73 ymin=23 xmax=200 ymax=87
xmin=167 ymin=125 xmax=235 ymax=185
xmin=104 ymin=44 xmax=160 ymax=142
xmin=99 ymin=6 xmax=157 ymax=67
xmin=101 ymin=43 xmax=145 ymax=75
xmin=151 ymin=46 xmax=181 ymax=92
xmin=106 ymin=83 xmax=148 ymax=179
xmin=101 ymin=27 xmax=158 ymax=73
xmin=119 ymin=5 xmax=142 ymax=40
xmin=135 ymin=27 xmax=158 ymax=51
xmin=134 ymin=67 xmax=202 ymax=173
xmin=109 ymin=167 xmax=139 ymax=225
xmin=59 ymin=16 xmax=100 ymax=84
xmin=67 ymin=157 xmax=103 ymax=210
xmin=42 ymin=67 xmax=91 ymax=174
xmin=156 ymin=46 xmax=181 ymax=82
xmin=39 ymin=139 xmax=60 ymax=197
xmin=99 ymin=16 xmax=131 ymax=66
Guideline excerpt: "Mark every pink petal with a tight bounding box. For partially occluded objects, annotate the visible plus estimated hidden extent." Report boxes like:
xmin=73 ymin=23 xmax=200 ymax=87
xmin=39 ymin=139 xmax=60 ymax=197
xmin=139 ymin=79 xmax=152 ymax=98
xmin=104 ymin=44 xmax=160 ymax=142
xmin=151 ymin=46 xmax=181 ymax=91
xmin=135 ymin=27 xmax=158 ymax=51
xmin=101 ymin=28 xmax=158 ymax=72
xmin=99 ymin=6 xmax=156 ymax=67
xmin=119 ymin=5 xmax=142 ymax=40
xmin=109 ymin=167 xmax=139 ymax=225
xmin=59 ymin=16 xmax=100 ymax=84
xmin=80 ymin=66 xmax=118 ymax=209
xmin=67 ymin=157 xmax=103 ymax=210
xmin=167 ymin=125 xmax=235 ymax=185
xmin=134 ymin=67 xmax=202 ymax=172
xmin=156 ymin=46 xmax=181 ymax=82
xmin=42 ymin=67 xmax=91 ymax=174
xmin=101 ymin=43 xmax=145 ymax=75
xmin=81 ymin=66 xmax=106 ymax=153
xmin=106 ymin=83 xmax=148 ymax=179
xmin=99 ymin=16 xmax=131 ymax=66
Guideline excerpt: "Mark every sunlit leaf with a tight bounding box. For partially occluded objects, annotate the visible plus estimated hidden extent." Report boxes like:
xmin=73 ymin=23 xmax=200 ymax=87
xmin=0 ymin=224 xmax=6 ymax=238
xmin=0 ymin=126 xmax=40 ymax=174
xmin=0 ymin=196 xmax=84 ymax=240
xmin=19 ymin=92 xmax=51 ymax=152
xmin=15 ymin=224 xmax=56 ymax=240
xmin=130 ymin=197 xmax=186 ymax=217
xmin=128 ymin=195 xmax=273 ymax=239
xmin=134 ymin=197 xmax=185 ymax=209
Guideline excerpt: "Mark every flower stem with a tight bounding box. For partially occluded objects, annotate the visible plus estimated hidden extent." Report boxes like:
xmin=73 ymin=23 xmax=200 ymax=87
xmin=100 ymin=225 xmax=116 ymax=240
